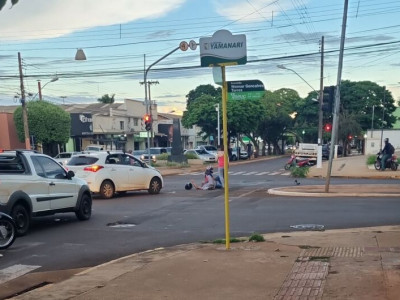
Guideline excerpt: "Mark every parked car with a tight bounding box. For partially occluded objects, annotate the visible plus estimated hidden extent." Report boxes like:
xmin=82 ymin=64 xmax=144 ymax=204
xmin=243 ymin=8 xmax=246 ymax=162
xmin=0 ymin=149 xmax=92 ymax=236
xmin=54 ymin=151 xmax=82 ymax=165
xmin=322 ymin=144 xmax=343 ymax=159
xmin=230 ymin=147 xmax=248 ymax=161
xmin=196 ymin=145 xmax=217 ymax=155
xmin=85 ymin=144 xmax=105 ymax=152
xmin=140 ymin=147 xmax=169 ymax=162
xmin=66 ymin=151 xmax=163 ymax=199
xmin=184 ymin=149 xmax=216 ymax=163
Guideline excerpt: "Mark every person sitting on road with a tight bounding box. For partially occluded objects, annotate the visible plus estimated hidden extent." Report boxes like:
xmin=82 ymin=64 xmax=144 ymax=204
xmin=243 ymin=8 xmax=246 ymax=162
xmin=191 ymin=166 xmax=217 ymax=190
xmin=381 ymin=138 xmax=394 ymax=171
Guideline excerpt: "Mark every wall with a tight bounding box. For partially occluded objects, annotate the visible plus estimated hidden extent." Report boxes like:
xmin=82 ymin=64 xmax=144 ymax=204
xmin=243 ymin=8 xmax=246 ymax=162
xmin=364 ymin=129 xmax=400 ymax=155
xmin=0 ymin=113 xmax=25 ymax=149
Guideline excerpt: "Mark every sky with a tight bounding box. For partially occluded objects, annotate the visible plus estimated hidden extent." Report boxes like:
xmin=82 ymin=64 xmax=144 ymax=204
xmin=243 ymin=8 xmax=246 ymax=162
xmin=1 ymin=0 xmax=400 ymax=114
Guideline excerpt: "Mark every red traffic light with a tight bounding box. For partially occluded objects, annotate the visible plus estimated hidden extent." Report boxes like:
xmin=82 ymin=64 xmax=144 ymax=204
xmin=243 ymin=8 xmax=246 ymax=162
xmin=143 ymin=114 xmax=151 ymax=122
xmin=324 ymin=123 xmax=332 ymax=132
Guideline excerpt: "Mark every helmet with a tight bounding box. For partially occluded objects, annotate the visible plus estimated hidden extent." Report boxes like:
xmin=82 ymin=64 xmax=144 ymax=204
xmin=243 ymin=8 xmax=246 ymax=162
xmin=185 ymin=182 xmax=193 ymax=190
xmin=384 ymin=138 xmax=389 ymax=143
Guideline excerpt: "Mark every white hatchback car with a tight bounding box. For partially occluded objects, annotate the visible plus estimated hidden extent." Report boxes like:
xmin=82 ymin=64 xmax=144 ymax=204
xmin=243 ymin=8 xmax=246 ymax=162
xmin=66 ymin=152 xmax=164 ymax=199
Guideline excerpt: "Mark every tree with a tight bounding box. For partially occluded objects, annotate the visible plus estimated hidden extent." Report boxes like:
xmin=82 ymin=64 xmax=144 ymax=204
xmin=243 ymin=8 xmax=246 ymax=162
xmin=340 ymin=80 xmax=396 ymax=130
xmin=0 ymin=0 xmax=18 ymax=10
xmin=185 ymin=84 xmax=221 ymax=108
xmin=14 ymin=101 xmax=71 ymax=146
xmin=98 ymin=94 xmax=115 ymax=104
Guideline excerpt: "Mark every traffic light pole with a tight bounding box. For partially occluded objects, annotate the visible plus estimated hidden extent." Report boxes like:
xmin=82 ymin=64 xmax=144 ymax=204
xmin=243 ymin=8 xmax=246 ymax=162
xmin=143 ymin=47 xmax=180 ymax=164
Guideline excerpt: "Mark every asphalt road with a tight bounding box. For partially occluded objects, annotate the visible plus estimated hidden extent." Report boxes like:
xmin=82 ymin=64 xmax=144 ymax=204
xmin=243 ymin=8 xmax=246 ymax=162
xmin=1 ymin=156 xmax=400 ymax=298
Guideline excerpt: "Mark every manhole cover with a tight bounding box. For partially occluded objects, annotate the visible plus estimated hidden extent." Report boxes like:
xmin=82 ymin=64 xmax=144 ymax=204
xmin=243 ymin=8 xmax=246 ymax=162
xmin=107 ymin=221 xmax=136 ymax=228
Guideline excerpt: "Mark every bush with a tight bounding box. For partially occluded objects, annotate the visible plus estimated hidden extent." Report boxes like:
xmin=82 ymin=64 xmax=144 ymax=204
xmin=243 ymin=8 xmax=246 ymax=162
xmin=249 ymin=233 xmax=265 ymax=242
xmin=185 ymin=152 xmax=198 ymax=159
xmin=290 ymin=166 xmax=310 ymax=178
xmin=157 ymin=153 xmax=169 ymax=160
xmin=366 ymin=155 xmax=376 ymax=165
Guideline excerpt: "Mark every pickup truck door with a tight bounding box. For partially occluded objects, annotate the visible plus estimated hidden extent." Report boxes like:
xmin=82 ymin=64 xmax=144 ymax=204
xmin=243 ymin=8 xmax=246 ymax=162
xmin=32 ymin=156 xmax=78 ymax=210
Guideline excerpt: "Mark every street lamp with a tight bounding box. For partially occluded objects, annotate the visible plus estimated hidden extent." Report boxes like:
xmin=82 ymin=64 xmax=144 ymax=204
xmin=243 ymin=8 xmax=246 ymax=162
xmin=32 ymin=77 xmax=59 ymax=100
xmin=277 ymin=65 xmax=317 ymax=92
xmin=277 ymin=64 xmax=323 ymax=168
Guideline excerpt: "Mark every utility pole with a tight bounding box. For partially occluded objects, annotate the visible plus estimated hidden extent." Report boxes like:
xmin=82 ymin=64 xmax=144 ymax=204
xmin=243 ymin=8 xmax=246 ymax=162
xmin=18 ymin=52 xmax=31 ymax=150
xmin=38 ymin=81 xmax=43 ymax=100
xmin=325 ymin=0 xmax=348 ymax=192
xmin=317 ymin=36 xmax=324 ymax=168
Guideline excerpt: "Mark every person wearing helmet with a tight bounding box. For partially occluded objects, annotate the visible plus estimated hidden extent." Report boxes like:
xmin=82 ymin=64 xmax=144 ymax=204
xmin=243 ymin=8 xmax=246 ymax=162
xmin=381 ymin=138 xmax=394 ymax=171
xmin=190 ymin=165 xmax=216 ymax=190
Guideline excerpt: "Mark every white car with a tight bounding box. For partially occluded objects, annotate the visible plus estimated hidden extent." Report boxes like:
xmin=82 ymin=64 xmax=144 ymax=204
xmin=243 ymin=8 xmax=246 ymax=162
xmin=54 ymin=151 xmax=82 ymax=165
xmin=0 ymin=150 xmax=92 ymax=236
xmin=184 ymin=149 xmax=216 ymax=163
xmin=66 ymin=152 xmax=164 ymax=199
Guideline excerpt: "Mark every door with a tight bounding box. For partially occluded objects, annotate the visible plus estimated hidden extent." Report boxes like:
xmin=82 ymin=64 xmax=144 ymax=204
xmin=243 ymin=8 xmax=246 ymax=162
xmin=33 ymin=156 xmax=78 ymax=210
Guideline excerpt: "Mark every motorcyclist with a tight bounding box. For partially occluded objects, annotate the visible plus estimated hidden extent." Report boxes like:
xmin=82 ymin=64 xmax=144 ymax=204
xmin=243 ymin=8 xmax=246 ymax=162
xmin=381 ymin=138 xmax=394 ymax=171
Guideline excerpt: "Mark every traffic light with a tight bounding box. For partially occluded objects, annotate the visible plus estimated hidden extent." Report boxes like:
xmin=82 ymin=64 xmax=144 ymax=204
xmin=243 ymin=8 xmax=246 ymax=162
xmin=322 ymin=85 xmax=335 ymax=113
xmin=324 ymin=123 xmax=332 ymax=132
xmin=144 ymin=114 xmax=152 ymax=131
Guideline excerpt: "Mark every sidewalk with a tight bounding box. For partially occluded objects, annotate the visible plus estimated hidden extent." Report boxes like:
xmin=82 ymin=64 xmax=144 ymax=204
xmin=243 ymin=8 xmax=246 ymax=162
xmin=11 ymin=226 xmax=400 ymax=300
xmin=9 ymin=154 xmax=400 ymax=300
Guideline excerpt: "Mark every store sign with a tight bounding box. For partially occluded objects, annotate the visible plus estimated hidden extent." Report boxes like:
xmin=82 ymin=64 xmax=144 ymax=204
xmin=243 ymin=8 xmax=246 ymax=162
xmin=200 ymin=30 xmax=246 ymax=67
xmin=227 ymin=80 xmax=265 ymax=100
xmin=70 ymin=113 xmax=93 ymax=136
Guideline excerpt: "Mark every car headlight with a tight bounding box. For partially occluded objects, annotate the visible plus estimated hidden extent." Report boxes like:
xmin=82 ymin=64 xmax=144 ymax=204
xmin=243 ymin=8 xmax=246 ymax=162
xmin=141 ymin=155 xmax=145 ymax=160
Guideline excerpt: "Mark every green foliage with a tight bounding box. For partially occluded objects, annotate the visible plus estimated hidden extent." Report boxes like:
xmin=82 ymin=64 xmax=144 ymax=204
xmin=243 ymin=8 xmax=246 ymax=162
xmin=212 ymin=238 xmax=245 ymax=244
xmin=249 ymin=233 xmax=265 ymax=242
xmin=157 ymin=153 xmax=169 ymax=160
xmin=184 ymin=152 xmax=198 ymax=159
xmin=186 ymin=84 xmax=221 ymax=108
xmin=290 ymin=166 xmax=310 ymax=178
xmin=13 ymin=101 xmax=71 ymax=144
xmin=98 ymin=93 xmax=115 ymax=103
xmin=366 ymin=155 xmax=376 ymax=165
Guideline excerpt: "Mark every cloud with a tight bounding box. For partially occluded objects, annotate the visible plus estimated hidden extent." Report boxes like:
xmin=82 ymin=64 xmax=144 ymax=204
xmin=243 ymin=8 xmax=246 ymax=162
xmin=212 ymin=0 xmax=309 ymax=23
xmin=0 ymin=0 xmax=186 ymax=41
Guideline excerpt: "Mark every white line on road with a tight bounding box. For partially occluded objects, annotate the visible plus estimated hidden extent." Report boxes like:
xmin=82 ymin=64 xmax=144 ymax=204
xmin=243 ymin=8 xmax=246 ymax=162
xmin=243 ymin=171 xmax=258 ymax=176
xmin=256 ymin=172 xmax=270 ymax=175
xmin=0 ymin=264 xmax=41 ymax=285
xmin=230 ymin=171 xmax=245 ymax=175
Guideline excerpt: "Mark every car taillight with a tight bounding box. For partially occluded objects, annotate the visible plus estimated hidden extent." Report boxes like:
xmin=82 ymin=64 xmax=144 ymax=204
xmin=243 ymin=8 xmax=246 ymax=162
xmin=83 ymin=165 xmax=104 ymax=172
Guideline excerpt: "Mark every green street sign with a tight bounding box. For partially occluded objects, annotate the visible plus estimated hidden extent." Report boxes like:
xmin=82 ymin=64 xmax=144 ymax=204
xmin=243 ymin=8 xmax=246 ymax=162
xmin=227 ymin=80 xmax=265 ymax=100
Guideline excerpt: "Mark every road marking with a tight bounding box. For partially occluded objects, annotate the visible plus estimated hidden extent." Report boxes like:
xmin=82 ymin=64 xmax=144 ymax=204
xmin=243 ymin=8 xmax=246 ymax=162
xmin=268 ymin=172 xmax=280 ymax=175
xmin=0 ymin=264 xmax=41 ymax=284
xmin=230 ymin=171 xmax=245 ymax=175
xmin=243 ymin=171 xmax=258 ymax=176
xmin=256 ymin=172 xmax=270 ymax=175
xmin=281 ymin=172 xmax=291 ymax=176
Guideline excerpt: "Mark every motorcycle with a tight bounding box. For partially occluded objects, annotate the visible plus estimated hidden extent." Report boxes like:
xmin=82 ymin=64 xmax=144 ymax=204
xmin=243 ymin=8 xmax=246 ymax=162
xmin=284 ymin=154 xmax=312 ymax=170
xmin=374 ymin=152 xmax=398 ymax=171
xmin=0 ymin=212 xmax=16 ymax=250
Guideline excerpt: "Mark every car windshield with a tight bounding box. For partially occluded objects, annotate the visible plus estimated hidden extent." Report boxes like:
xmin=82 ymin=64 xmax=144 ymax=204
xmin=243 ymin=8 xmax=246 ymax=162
xmin=204 ymin=146 xmax=217 ymax=151
xmin=196 ymin=149 xmax=207 ymax=155
xmin=67 ymin=156 xmax=99 ymax=166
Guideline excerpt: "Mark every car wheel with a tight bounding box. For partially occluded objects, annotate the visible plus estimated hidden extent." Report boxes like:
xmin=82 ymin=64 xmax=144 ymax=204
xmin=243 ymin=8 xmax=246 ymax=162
xmin=231 ymin=155 xmax=237 ymax=161
xmin=11 ymin=204 xmax=30 ymax=236
xmin=148 ymin=177 xmax=162 ymax=194
xmin=100 ymin=180 xmax=115 ymax=199
xmin=75 ymin=193 xmax=92 ymax=220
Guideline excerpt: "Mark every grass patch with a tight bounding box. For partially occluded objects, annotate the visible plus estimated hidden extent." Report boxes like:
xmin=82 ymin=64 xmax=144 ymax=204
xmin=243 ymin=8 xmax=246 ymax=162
xmin=212 ymin=238 xmax=246 ymax=244
xmin=249 ymin=233 xmax=265 ymax=242
xmin=290 ymin=166 xmax=310 ymax=178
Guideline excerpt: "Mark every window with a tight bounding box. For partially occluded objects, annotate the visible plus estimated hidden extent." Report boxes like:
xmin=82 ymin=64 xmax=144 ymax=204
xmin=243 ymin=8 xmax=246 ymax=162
xmin=120 ymin=121 xmax=125 ymax=130
xmin=133 ymin=118 xmax=139 ymax=126
xmin=33 ymin=156 xmax=66 ymax=179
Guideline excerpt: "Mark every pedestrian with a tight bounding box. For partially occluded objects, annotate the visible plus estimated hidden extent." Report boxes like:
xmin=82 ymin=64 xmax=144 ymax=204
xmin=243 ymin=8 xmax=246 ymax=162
xmin=247 ymin=143 xmax=252 ymax=160
xmin=381 ymin=138 xmax=394 ymax=171
xmin=217 ymin=145 xmax=225 ymax=188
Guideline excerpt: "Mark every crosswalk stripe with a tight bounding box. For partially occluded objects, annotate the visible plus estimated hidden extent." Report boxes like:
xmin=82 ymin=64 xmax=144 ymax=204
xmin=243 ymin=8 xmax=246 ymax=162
xmin=281 ymin=172 xmax=291 ymax=176
xmin=268 ymin=172 xmax=280 ymax=175
xmin=0 ymin=264 xmax=41 ymax=284
xmin=243 ymin=171 xmax=258 ymax=176
xmin=256 ymin=172 xmax=270 ymax=175
xmin=230 ymin=171 xmax=245 ymax=175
